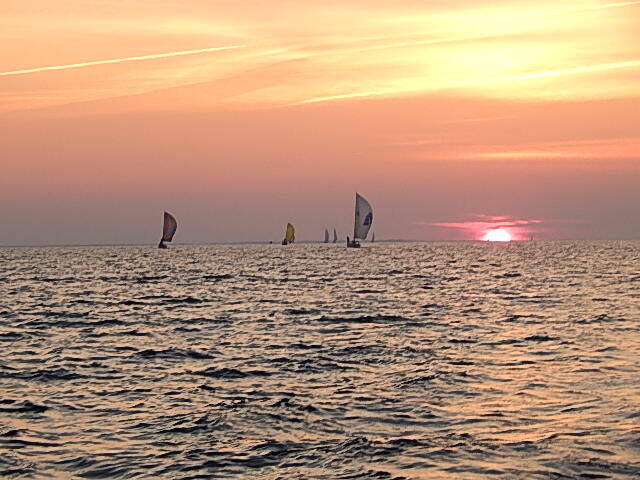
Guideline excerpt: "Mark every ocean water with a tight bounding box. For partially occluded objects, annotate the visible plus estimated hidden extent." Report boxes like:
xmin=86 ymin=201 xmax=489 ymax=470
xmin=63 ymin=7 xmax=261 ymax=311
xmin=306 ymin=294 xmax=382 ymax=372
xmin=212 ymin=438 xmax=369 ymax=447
xmin=1 ymin=241 xmax=639 ymax=480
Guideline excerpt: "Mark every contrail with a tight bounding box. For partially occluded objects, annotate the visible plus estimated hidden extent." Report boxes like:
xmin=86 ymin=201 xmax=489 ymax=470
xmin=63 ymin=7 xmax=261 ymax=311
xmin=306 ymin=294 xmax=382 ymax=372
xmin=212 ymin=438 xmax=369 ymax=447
xmin=584 ymin=1 xmax=640 ymax=9
xmin=0 ymin=45 xmax=244 ymax=77
xmin=295 ymin=90 xmax=392 ymax=105
xmin=499 ymin=60 xmax=640 ymax=82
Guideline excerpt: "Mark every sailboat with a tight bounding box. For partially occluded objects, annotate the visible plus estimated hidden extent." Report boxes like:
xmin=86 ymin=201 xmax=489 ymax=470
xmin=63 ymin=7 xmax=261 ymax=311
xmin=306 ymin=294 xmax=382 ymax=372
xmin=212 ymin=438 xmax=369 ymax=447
xmin=347 ymin=193 xmax=373 ymax=248
xmin=282 ymin=223 xmax=295 ymax=245
xmin=158 ymin=211 xmax=177 ymax=249
xmin=324 ymin=229 xmax=330 ymax=243
xmin=371 ymin=232 xmax=375 ymax=243
xmin=333 ymin=228 xmax=338 ymax=243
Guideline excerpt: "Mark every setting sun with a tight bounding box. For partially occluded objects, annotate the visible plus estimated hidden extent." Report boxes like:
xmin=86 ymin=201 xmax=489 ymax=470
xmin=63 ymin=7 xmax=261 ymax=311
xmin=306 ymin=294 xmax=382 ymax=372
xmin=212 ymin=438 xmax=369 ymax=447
xmin=483 ymin=228 xmax=512 ymax=242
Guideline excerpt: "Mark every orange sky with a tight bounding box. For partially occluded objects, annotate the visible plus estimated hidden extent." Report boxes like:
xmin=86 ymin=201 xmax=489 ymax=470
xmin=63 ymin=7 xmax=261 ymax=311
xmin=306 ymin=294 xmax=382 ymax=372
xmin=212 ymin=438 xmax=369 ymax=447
xmin=1 ymin=0 xmax=639 ymax=244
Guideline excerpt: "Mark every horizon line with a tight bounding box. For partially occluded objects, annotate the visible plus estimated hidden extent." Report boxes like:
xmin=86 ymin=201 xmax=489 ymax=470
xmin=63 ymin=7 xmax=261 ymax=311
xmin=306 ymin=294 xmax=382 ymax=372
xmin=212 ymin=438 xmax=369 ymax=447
xmin=1 ymin=238 xmax=637 ymax=248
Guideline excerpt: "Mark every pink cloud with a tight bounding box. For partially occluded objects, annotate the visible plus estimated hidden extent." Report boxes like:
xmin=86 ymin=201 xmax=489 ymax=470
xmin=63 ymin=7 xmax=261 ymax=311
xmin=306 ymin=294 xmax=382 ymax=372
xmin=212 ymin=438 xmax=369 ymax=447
xmin=413 ymin=215 xmax=555 ymax=240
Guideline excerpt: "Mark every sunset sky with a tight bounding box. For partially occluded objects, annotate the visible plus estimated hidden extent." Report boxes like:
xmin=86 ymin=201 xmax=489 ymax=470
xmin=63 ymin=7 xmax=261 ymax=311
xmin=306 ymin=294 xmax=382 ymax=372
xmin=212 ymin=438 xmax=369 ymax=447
xmin=1 ymin=0 xmax=639 ymax=245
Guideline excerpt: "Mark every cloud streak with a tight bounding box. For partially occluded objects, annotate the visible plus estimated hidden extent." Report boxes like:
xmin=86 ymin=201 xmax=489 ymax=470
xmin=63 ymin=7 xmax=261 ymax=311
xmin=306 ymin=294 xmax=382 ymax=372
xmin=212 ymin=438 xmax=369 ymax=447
xmin=414 ymin=215 xmax=550 ymax=240
xmin=417 ymin=216 xmax=544 ymax=230
xmin=584 ymin=1 xmax=640 ymax=10
xmin=0 ymin=46 xmax=244 ymax=78
xmin=293 ymin=59 xmax=640 ymax=106
xmin=497 ymin=60 xmax=640 ymax=83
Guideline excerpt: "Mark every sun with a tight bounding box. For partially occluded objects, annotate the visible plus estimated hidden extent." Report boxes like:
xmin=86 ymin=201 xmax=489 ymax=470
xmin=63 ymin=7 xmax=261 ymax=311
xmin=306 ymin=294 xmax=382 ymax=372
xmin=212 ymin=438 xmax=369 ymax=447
xmin=483 ymin=228 xmax=512 ymax=242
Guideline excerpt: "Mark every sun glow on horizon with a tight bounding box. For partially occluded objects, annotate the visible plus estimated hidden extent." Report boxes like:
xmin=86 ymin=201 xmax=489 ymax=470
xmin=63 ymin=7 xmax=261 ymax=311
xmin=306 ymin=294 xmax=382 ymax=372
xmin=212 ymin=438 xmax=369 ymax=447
xmin=483 ymin=228 xmax=512 ymax=242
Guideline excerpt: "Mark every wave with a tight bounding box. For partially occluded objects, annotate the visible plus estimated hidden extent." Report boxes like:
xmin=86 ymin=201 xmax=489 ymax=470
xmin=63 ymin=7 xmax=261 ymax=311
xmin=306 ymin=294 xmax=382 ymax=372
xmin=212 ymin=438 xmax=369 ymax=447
xmin=316 ymin=314 xmax=409 ymax=324
xmin=0 ymin=400 xmax=48 ymax=413
xmin=1 ymin=366 xmax=86 ymax=381
xmin=202 ymin=274 xmax=233 ymax=281
xmin=188 ymin=367 xmax=273 ymax=379
xmin=134 ymin=348 xmax=214 ymax=360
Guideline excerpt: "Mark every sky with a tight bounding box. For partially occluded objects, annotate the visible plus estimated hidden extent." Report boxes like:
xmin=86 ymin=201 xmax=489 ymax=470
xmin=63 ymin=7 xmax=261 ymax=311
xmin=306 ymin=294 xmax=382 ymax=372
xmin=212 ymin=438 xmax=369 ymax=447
xmin=1 ymin=0 xmax=639 ymax=245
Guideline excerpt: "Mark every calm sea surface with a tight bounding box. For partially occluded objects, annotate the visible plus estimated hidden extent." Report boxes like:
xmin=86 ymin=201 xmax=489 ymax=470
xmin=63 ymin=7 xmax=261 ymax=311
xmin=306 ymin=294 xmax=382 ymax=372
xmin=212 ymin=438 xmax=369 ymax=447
xmin=1 ymin=241 xmax=639 ymax=479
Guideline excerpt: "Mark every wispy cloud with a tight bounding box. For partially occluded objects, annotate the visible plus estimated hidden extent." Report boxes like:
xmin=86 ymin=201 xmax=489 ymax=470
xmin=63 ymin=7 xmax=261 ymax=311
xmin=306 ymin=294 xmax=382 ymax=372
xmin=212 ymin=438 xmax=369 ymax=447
xmin=583 ymin=1 xmax=640 ymax=10
xmin=468 ymin=137 xmax=640 ymax=161
xmin=292 ymin=59 xmax=640 ymax=106
xmin=3 ymin=0 xmax=640 ymax=113
xmin=293 ymin=89 xmax=394 ymax=105
xmin=417 ymin=215 xmax=544 ymax=230
xmin=414 ymin=214 xmax=549 ymax=240
xmin=496 ymin=60 xmax=640 ymax=83
xmin=0 ymin=46 xmax=244 ymax=77
xmin=379 ymin=136 xmax=640 ymax=162
xmin=440 ymin=115 xmax=517 ymax=125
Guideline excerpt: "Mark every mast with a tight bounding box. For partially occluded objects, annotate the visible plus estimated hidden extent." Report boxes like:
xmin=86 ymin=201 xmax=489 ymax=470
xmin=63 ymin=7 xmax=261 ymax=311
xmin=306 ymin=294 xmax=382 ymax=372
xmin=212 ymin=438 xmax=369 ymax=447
xmin=353 ymin=193 xmax=358 ymax=241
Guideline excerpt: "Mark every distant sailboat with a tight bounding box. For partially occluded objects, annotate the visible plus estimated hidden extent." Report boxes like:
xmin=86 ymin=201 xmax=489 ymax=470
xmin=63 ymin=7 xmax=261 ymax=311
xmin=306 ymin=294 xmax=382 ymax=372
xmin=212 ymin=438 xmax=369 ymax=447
xmin=282 ymin=223 xmax=295 ymax=245
xmin=347 ymin=193 xmax=373 ymax=248
xmin=158 ymin=211 xmax=177 ymax=249
xmin=333 ymin=228 xmax=338 ymax=243
xmin=324 ymin=228 xmax=330 ymax=243
xmin=371 ymin=232 xmax=375 ymax=243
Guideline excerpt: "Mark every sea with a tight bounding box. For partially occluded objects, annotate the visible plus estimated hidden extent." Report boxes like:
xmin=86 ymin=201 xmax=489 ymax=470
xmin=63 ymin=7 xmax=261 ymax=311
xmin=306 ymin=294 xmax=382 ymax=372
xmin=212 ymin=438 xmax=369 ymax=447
xmin=1 ymin=241 xmax=638 ymax=479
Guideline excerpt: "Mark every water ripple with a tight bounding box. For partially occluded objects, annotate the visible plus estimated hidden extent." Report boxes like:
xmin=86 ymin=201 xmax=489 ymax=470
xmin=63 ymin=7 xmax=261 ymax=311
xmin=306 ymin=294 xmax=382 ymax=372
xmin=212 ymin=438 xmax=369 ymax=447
xmin=0 ymin=241 xmax=638 ymax=479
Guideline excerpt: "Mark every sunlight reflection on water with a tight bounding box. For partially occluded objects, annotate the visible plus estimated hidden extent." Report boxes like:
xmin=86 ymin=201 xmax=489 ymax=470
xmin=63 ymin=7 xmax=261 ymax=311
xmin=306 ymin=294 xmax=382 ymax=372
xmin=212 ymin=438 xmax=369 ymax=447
xmin=0 ymin=241 xmax=639 ymax=479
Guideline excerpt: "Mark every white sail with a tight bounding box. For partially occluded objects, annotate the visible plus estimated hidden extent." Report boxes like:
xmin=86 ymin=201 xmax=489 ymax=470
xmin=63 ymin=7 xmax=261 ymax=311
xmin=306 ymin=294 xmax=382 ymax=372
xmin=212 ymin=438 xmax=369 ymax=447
xmin=353 ymin=193 xmax=373 ymax=240
xmin=324 ymin=229 xmax=329 ymax=243
xmin=333 ymin=228 xmax=338 ymax=243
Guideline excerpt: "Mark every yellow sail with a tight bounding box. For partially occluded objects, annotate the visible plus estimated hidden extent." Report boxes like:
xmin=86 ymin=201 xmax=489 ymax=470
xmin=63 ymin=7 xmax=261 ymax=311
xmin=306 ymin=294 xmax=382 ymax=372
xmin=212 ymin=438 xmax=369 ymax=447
xmin=284 ymin=223 xmax=295 ymax=243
